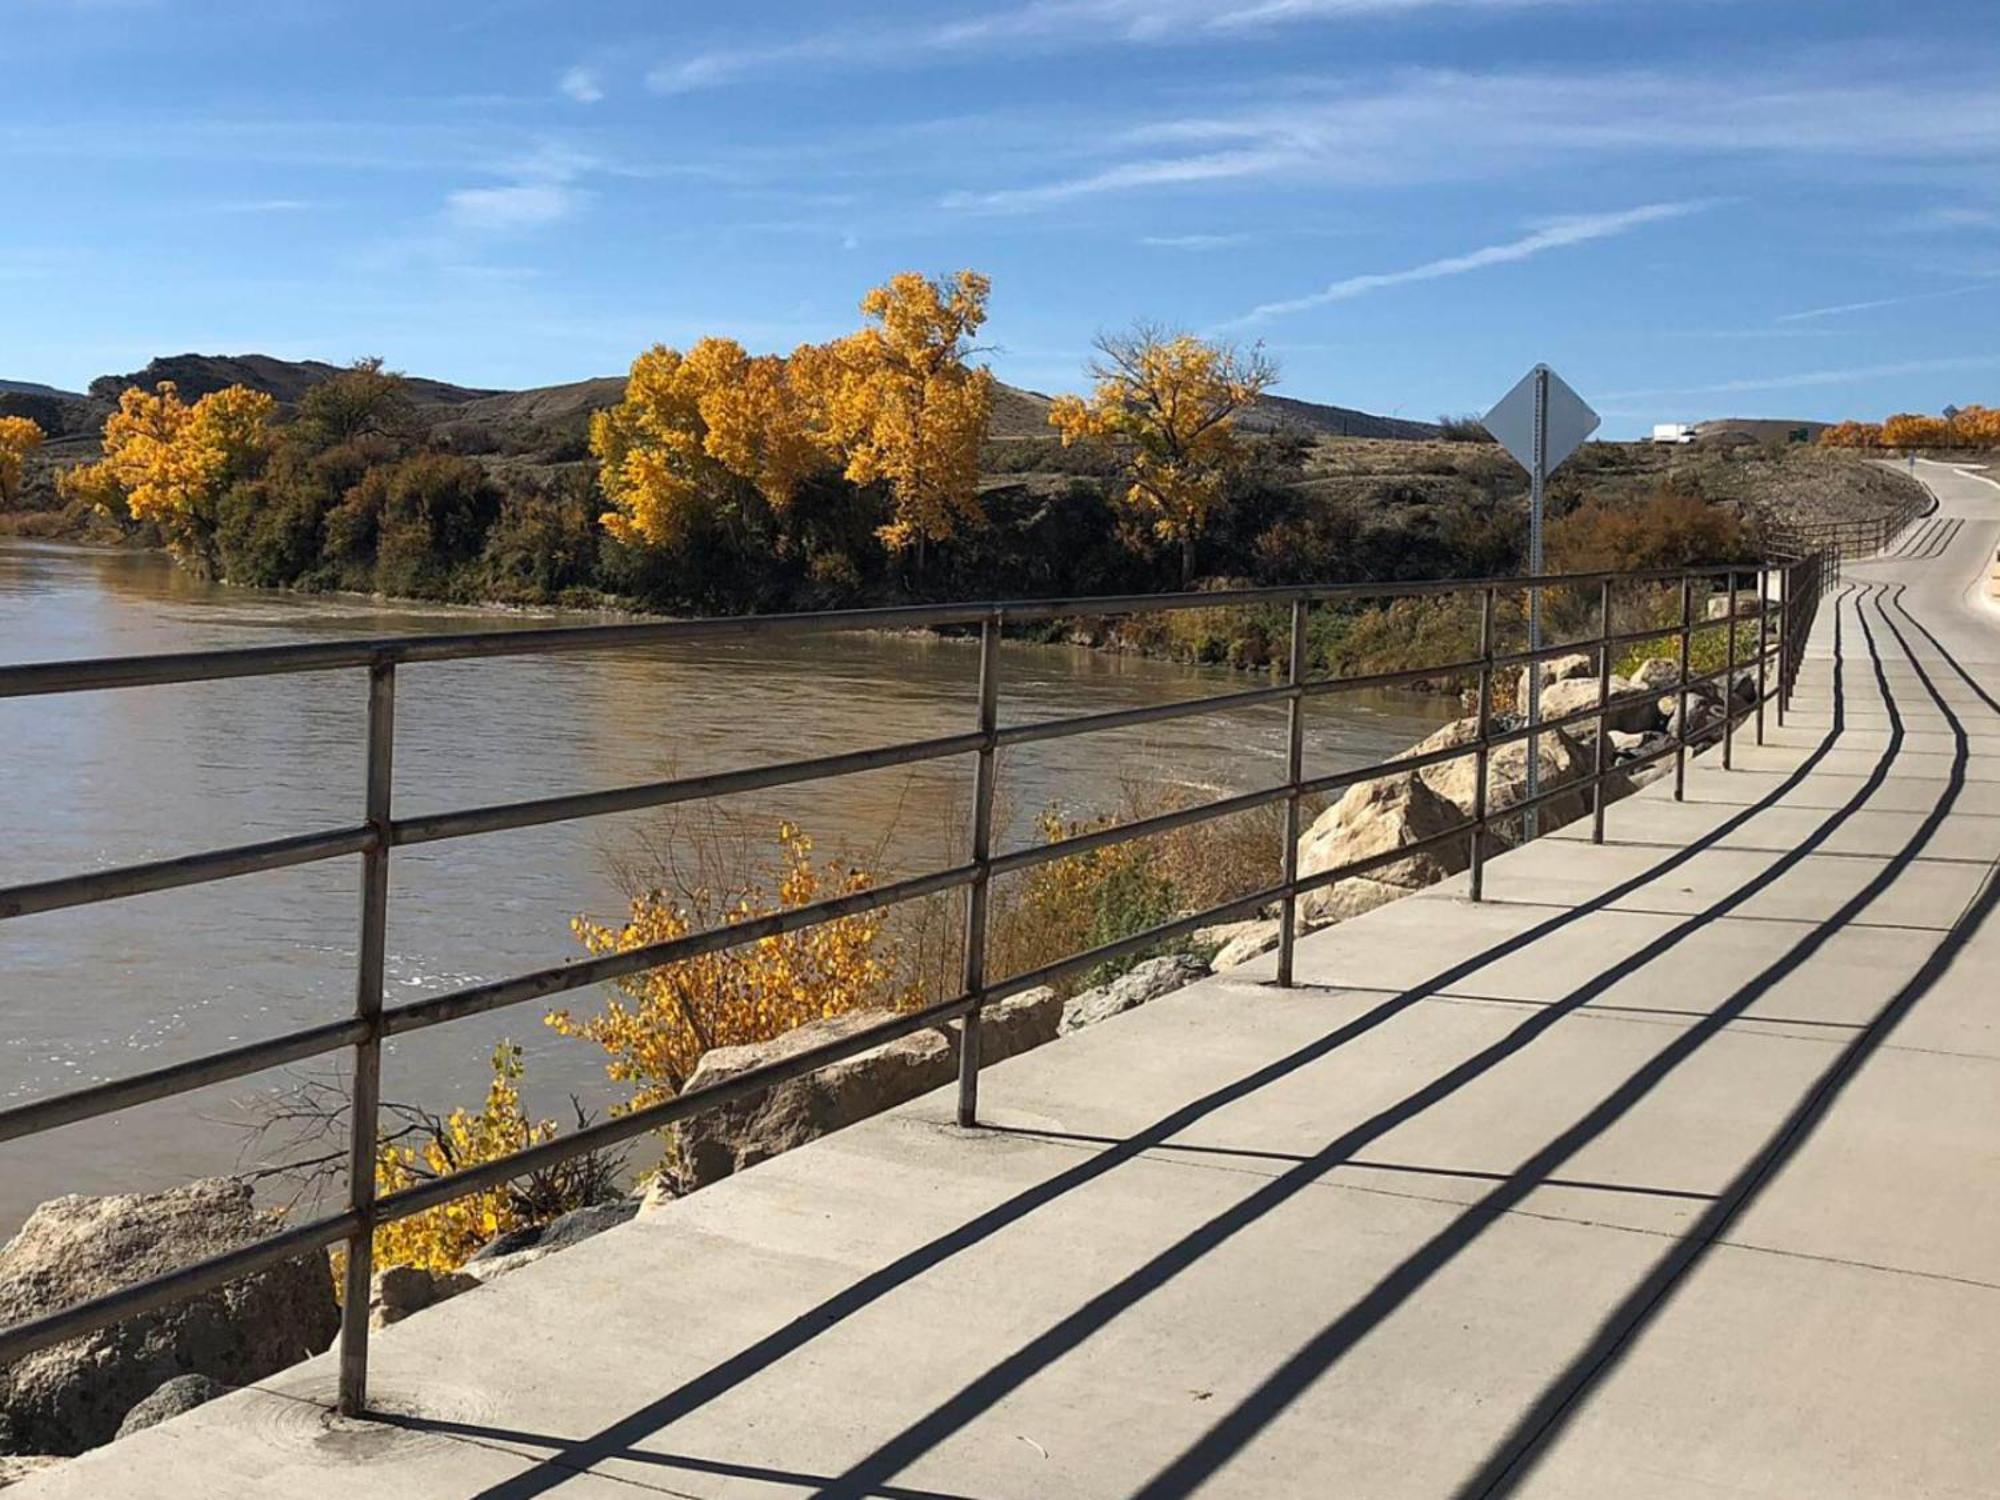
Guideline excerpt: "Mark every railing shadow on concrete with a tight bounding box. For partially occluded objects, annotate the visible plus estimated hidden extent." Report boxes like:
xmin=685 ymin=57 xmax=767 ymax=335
xmin=389 ymin=585 xmax=1878 ymax=1500
xmin=0 ymin=550 xmax=1846 ymax=1416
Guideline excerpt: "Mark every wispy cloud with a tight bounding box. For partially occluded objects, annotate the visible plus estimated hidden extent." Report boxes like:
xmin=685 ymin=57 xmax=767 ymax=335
xmin=1602 ymin=355 xmax=2000 ymax=401
xmin=1228 ymin=201 xmax=1709 ymax=323
xmin=445 ymin=182 xmax=579 ymax=230
xmin=1898 ymin=205 xmax=2000 ymax=234
xmin=211 ymin=198 xmax=320 ymax=214
xmin=939 ymin=64 xmax=2000 ymax=213
xmin=648 ymin=0 xmax=1602 ymax=93
xmin=558 ymin=65 xmax=604 ymax=104
xmin=1140 ymin=232 xmax=1252 ymax=249
xmin=441 ymin=137 xmax=594 ymax=232
xmin=1777 ymin=282 xmax=1996 ymax=322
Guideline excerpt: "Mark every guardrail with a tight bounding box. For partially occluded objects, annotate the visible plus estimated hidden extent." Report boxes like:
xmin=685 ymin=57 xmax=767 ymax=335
xmin=1762 ymin=490 xmax=1933 ymax=564
xmin=0 ymin=553 xmax=1840 ymax=1416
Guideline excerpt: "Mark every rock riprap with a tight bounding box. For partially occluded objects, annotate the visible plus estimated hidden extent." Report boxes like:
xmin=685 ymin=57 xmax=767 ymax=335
xmin=1058 ymin=954 xmax=1211 ymax=1035
xmin=0 ymin=1178 xmax=338 ymax=1455
xmin=112 ymin=1374 xmax=225 ymax=1440
xmin=647 ymin=988 xmax=1061 ymax=1202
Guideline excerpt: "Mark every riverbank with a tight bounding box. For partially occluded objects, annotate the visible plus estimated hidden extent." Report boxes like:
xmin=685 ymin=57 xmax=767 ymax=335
xmin=0 ymin=539 xmax=1459 ymax=1235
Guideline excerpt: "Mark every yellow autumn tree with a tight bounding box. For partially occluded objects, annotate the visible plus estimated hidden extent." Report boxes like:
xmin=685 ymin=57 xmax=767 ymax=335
xmin=1049 ymin=326 xmax=1277 ymax=585
xmin=797 ymin=270 xmax=994 ymax=558
xmin=591 ymin=337 xmax=825 ymax=548
xmin=1950 ymin=405 xmax=2000 ymax=448
xmin=1881 ymin=412 xmax=1951 ymax=450
xmin=549 ymin=823 xmax=902 ymax=1109
xmin=60 ymin=382 xmax=274 ymax=569
xmin=367 ymin=1042 xmax=558 ymax=1274
xmin=0 ymin=415 xmax=44 ymax=506
xmin=1818 ymin=420 xmax=1883 ymax=450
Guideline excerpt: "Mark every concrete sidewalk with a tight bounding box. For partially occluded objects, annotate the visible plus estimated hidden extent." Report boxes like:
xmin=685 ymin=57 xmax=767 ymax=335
xmin=27 ymin=465 xmax=1999 ymax=1498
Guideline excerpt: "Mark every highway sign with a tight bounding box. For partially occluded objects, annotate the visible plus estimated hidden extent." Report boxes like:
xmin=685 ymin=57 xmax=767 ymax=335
xmin=1483 ymin=364 xmax=1600 ymax=477
xmin=1482 ymin=363 xmax=1600 ymax=840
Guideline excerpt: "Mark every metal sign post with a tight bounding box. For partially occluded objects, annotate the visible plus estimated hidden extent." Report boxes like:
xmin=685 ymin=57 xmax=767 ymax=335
xmin=1483 ymin=364 xmax=1600 ymax=841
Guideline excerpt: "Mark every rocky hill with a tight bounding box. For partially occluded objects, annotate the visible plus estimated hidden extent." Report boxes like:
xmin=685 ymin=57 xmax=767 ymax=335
xmin=85 ymin=354 xmax=498 ymax=409
xmin=10 ymin=352 xmax=1435 ymax=458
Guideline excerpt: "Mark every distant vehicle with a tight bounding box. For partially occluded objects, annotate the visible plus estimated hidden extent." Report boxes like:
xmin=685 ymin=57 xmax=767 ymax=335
xmin=1651 ymin=423 xmax=1698 ymax=445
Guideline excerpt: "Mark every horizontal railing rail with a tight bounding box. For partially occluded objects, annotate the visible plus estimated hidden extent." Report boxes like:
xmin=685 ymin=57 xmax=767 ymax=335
xmin=0 ymin=553 xmax=1849 ymax=1414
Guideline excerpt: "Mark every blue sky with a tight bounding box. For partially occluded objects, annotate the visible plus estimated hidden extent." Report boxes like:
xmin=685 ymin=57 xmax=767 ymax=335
xmin=5 ymin=0 xmax=1999 ymax=436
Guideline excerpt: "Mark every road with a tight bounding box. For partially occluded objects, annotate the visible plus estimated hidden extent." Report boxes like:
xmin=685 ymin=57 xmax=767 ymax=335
xmin=24 ymin=459 xmax=2000 ymax=1498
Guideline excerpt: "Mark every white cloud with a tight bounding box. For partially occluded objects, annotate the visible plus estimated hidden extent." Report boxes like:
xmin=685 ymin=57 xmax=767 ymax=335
xmin=558 ymin=66 xmax=604 ymax=104
xmin=1229 ymin=200 xmax=1709 ymax=323
xmin=441 ymin=136 xmax=596 ymax=233
xmin=647 ymin=0 xmax=1602 ymax=93
xmin=1602 ymin=355 xmax=2000 ymax=401
xmin=939 ymin=65 xmax=2000 ymax=213
xmin=1777 ymin=283 xmax=1996 ymax=322
xmin=1141 ymin=232 xmax=1252 ymax=249
xmin=1899 ymin=206 xmax=2000 ymax=233
xmin=948 ymin=148 xmax=1294 ymax=211
xmin=445 ymin=182 xmax=579 ymax=231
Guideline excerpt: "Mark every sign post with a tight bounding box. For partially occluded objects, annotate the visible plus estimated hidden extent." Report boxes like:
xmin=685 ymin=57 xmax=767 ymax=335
xmin=1482 ymin=364 xmax=1600 ymax=839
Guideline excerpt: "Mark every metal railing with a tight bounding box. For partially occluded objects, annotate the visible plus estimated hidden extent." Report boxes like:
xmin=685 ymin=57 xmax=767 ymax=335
xmin=1763 ymin=490 xmax=1933 ymax=563
xmin=0 ymin=553 xmax=1846 ymax=1416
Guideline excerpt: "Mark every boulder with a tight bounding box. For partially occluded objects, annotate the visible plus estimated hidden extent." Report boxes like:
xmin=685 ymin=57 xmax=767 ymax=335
xmin=1209 ymin=919 xmax=1282 ymax=971
xmin=1514 ymin=651 xmax=1595 ymax=709
xmin=1610 ymin=730 xmax=1672 ymax=763
xmin=1297 ymin=770 xmax=1470 ymax=925
xmin=1539 ymin=676 xmax=1662 ymax=736
xmin=1413 ymin=719 xmax=1597 ymax=843
xmin=1705 ymin=592 xmax=1759 ymax=620
xmin=466 ymin=1200 xmax=637 ymax=1266
xmin=1628 ymin=657 xmax=1683 ymax=695
xmin=648 ymin=988 xmax=1063 ymax=1201
xmin=367 ymin=1265 xmax=478 ymax=1330
xmin=1667 ymin=695 xmax=1725 ymax=747
xmin=1059 ymin=954 xmax=1209 ymax=1034
xmin=0 ymin=1178 xmax=339 ymax=1455
xmin=113 ymin=1374 xmax=225 ymax=1440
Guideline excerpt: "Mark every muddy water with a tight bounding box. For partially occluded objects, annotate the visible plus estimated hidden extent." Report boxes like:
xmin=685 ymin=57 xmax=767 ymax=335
xmin=0 ymin=542 xmax=1455 ymax=1229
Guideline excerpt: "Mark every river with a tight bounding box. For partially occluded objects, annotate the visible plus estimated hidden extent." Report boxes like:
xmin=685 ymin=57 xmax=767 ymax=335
xmin=0 ymin=542 xmax=1455 ymax=1232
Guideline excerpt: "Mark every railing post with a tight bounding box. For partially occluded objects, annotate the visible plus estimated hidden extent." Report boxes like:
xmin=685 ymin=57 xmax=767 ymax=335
xmin=1592 ymin=578 xmax=1612 ymax=844
xmin=1469 ymin=586 xmax=1495 ymax=902
xmin=954 ymin=615 xmax=1001 ymax=1129
xmin=1775 ymin=563 xmax=1789 ymax=728
xmin=1673 ymin=574 xmax=1693 ymax=802
xmin=1276 ymin=595 xmax=1309 ymax=989
xmin=1723 ymin=570 xmax=1739 ymax=770
xmin=337 ymin=658 xmax=395 ymax=1418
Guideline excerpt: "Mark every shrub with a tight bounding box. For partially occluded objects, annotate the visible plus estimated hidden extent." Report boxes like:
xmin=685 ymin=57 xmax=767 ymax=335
xmin=989 ymin=811 xmax=1184 ymax=994
xmin=479 ymin=472 xmax=602 ymax=602
xmin=549 ymin=823 xmax=904 ymax=1109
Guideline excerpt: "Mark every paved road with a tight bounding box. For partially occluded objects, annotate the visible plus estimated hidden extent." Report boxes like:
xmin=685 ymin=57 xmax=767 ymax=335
xmin=27 ymin=462 xmax=2000 ymax=1498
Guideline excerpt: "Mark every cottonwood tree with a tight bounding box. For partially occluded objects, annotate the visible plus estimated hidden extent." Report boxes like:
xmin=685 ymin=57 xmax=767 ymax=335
xmin=0 ymin=415 xmax=44 ymax=506
xmin=59 ymin=382 xmax=275 ymax=570
xmin=1049 ymin=326 xmax=1277 ymax=585
xmin=591 ymin=336 xmax=825 ymax=549
xmin=1881 ymin=412 xmax=1951 ymax=449
xmin=593 ymin=271 xmax=994 ymax=570
xmin=795 ymin=269 xmax=994 ymax=562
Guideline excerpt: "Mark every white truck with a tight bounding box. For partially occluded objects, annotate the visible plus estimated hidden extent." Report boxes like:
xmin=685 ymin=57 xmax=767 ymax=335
xmin=1651 ymin=423 xmax=1698 ymax=445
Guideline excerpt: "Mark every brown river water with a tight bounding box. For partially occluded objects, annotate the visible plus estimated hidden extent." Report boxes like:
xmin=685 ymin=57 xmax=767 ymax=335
xmin=0 ymin=541 xmax=1455 ymax=1232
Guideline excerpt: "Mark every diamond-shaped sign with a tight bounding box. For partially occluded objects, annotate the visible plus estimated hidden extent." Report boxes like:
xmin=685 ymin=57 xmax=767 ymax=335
xmin=1483 ymin=364 xmax=1599 ymax=476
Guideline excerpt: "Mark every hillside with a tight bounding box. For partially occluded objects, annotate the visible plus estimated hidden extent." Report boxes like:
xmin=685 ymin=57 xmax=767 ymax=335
xmin=85 ymin=354 xmax=499 ymax=408
xmin=11 ymin=352 xmax=1435 ymax=460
